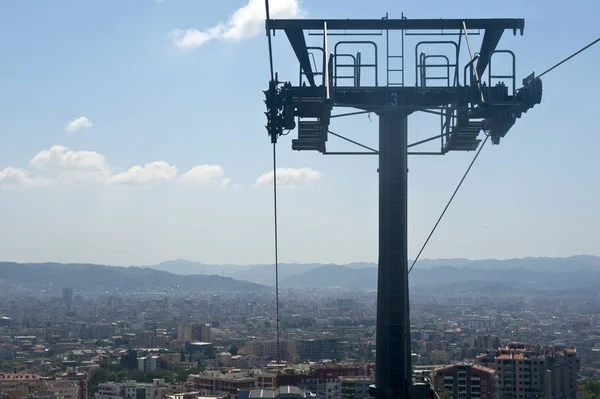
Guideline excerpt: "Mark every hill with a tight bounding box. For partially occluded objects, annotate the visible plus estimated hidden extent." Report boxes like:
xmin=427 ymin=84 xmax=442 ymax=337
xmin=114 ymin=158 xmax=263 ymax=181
xmin=0 ymin=262 xmax=266 ymax=296
xmin=6 ymin=256 xmax=596 ymax=296
xmin=148 ymin=259 xmax=375 ymax=286
xmin=149 ymin=259 xmax=243 ymax=276
xmin=281 ymin=265 xmax=377 ymax=289
xmin=144 ymin=256 xmax=600 ymax=286
xmin=414 ymin=255 xmax=600 ymax=272
xmin=281 ymin=263 xmax=600 ymax=293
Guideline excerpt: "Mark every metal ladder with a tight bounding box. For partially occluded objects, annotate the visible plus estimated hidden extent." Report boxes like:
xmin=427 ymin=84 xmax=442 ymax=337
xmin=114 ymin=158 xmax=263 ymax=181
xmin=385 ymin=12 xmax=406 ymax=87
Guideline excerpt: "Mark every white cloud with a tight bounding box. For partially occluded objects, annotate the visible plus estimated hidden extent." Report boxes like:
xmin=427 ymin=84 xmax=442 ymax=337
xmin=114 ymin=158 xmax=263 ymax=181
xmin=107 ymin=161 xmax=177 ymax=186
xmin=0 ymin=167 xmax=52 ymax=188
xmin=29 ymin=145 xmax=110 ymax=182
xmin=170 ymin=0 xmax=302 ymax=49
xmin=14 ymin=145 xmax=232 ymax=189
xmin=65 ymin=116 xmax=93 ymax=133
xmin=178 ymin=164 xmax=230 ymax=187
xmin=255 ymin=167 xmax=322 ymax=188
xmin=170 ymin=27 xmax=221 ymax=49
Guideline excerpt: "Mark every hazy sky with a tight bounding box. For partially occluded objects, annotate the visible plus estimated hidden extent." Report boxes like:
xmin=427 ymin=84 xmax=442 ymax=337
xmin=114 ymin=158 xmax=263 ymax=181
xmin=0 ymin=0 xmax=598 ymax=266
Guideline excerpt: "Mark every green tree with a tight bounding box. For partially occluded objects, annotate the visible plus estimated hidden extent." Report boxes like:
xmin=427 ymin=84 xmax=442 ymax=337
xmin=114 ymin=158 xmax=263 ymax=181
xmin=120 ymin=349 xmax=138 ymax=370
xmin=579 ymin=380 xmax=600 ymax=399
xmin=176 ymin=368 xmax=193 ymax=382
xmin=204 ymin=346 xmax=215 ymax=359
xmin=115 ymin=370 xmax=129 ymax=383
xmin=229 ymin=345 xmax=239 ymax=356
xmin=88 ymin=367 xmax=109 ymax=397
xmin=99 ymin=359 xmax=110 ymax=370
xmin=439 ymin=391 xmax=451 ymax=399
xmin=158 ymin=358 xmax=168 ymax=370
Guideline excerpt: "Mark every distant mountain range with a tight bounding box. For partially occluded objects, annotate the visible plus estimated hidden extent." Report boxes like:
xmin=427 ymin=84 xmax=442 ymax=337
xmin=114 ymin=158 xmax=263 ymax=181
xmin=1 ymin=256 xmax=599 ymax=297
xmin=279 ymin=263 xmax=600 ymax=293
xmin=145 ymin=256 xmax=600 ymax=288
xmin=148 ymin=259 xmax=375 ymax=286
xmin=0 ymin=262 xmax=265 ymax=295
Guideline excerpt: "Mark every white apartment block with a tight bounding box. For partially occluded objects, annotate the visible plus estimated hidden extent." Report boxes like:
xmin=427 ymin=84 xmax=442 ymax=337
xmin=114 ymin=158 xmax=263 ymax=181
xmin=138 ymin=356 xmax=160 ymax=372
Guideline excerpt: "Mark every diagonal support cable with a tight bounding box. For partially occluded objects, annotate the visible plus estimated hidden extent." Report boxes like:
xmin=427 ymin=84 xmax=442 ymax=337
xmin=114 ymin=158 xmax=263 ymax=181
xmin=408 ymin=133 xmax=445 ymax=149
xmin=408 ymin=133 xmax=490 ymax=275
xmin=538 ymin=37 xmax=600 ymax=78
xmin=328 ymin=130 xmax=378 ymax=153
xmin=408 ymin=35 xmax=600 ymax=277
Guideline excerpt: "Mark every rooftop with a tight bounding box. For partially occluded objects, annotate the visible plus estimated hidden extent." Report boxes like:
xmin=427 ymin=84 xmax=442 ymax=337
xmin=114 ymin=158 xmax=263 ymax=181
xmin=248 ymin=386 xmax=305 ymax=399
xmin=434 ymin=363 xmax=496 ymax=375
xmin=0 ymin=373 xmax=41 ymax=381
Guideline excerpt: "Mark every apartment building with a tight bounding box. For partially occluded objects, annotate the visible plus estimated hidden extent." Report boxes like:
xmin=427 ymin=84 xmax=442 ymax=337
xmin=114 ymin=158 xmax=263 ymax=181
xmin=296 ymin=339 xmax=348 ymax=362
xmin=96 ymin=381 xmax=143 ymax=399
xmin=150 ymin=379 xmax=188 ymax=399
xmin=95 ymin=381 xmax=174 ymax=399
xmin=276 ymin=367 xmax=363 ymax=399
xmin=256 ymin=372 xmax=277 ymax=389
xmin=475 ymin=345 xmax=580 ymax=399
xmin=138 ymin=356 xmax=160 ymax=372
xmin=178 ymin=323 xmax=211 ymax=343
xmin=243 ymin=340 xmax=297 ymax=362
xmin=474 ymin=336 xmax=501 ymax=352
xmin=433 ymin=363 xmax=499 ymax=399
xmin=133 ymin=334 xmax=168 ymax=348
xmin=191 ymin=324 xmax=211 ymax=343
xmin=217 ymin=352 xmax=233 ymax=367
xmin=545 ymin=348 xmax=579 ymax=399
xmin=0 ymin=344 xmax=16 ymax=360
xmin=174 ymin=361 xmax=197 ymax=371
xmin=188 ymin=371 xmax=255 ymax=396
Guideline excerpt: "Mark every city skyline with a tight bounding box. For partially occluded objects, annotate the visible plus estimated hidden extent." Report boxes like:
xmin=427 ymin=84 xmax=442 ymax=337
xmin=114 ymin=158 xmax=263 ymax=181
xmin=1 ymin=0 xmax=599 ymax=266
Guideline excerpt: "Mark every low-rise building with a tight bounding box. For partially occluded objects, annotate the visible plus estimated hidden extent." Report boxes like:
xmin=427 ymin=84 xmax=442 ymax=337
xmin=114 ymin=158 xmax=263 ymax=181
xmin=0 ymin=374 xmax=45 ymax=399
xmin=189 ymin=371 xmax=256 ymax=396
xmin=336 ymin=377 xmax=374 ymax=399
xmin=56 ymin=371 xmax=88 ymax=399
xmin=0 ymin=344 xmax=16 ymax=360
xmin=248 ymin=386 xmax=306 ymax=399
xmin=46 ymin=380 xmax=80 ymax=399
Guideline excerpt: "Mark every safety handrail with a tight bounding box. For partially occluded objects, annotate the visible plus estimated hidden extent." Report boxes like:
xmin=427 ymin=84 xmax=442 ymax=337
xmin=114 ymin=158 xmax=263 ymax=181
xmin=488 ymin=49 xmax=516 ymax=96
xmin=415 ymin=40 xmax=459 ymax=87
xmin=333 ymin=41 xmax=378 ymax=86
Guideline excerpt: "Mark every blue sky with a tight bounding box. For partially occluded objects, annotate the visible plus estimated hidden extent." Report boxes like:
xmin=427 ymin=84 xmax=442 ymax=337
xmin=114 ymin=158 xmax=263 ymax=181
xmin=0 ymin=0 xmax=598 ymax=266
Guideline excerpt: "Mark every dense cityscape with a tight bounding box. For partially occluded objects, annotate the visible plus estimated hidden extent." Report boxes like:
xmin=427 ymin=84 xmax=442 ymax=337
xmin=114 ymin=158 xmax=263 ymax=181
xmin=1 ymin=258 xmax=599 ymax=399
